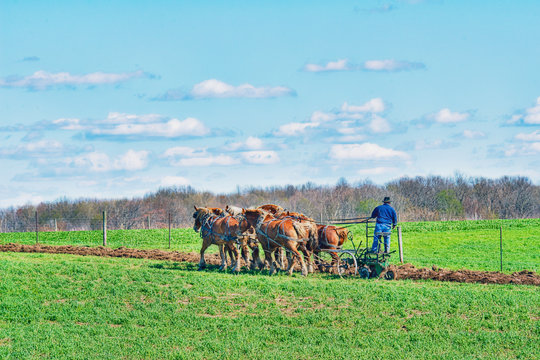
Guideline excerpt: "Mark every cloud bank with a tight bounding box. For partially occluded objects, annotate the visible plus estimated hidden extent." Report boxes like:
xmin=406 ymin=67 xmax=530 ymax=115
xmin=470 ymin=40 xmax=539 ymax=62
xmin=0 ymin=70 xmax=150 ymax=90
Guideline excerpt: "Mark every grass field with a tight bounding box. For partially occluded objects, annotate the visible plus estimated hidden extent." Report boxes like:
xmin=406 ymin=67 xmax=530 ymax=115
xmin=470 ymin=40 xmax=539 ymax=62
xmin=1 ymin=218 xmax=538 ymax=273
xmin=0 ymin=252 xmax=538 ymax=359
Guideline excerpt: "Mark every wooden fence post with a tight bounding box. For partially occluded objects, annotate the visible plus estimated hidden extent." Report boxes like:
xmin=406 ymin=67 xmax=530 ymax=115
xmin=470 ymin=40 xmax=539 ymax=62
xmin=147 ymin=215 xmax=150 ymax=229
xmin=500 ymin=226 xmax=503 ymax=272
xmin=168 ymin=213 xmax=172 ymax=249
xmin=35 ymin=211 xmax=39 ymax=244
xmin=398 ymin=226 xmax=403 ymax=263
xmin=103 ymin=211 xmax=107 ymax=247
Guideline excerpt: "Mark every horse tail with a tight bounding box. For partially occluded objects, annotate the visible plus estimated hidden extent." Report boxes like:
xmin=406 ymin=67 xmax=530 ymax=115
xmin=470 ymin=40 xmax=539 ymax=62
xmin=335 ymin=227 xmax=349 ymax=246
xmin=291 ymin=221 xmax=308 ymax=241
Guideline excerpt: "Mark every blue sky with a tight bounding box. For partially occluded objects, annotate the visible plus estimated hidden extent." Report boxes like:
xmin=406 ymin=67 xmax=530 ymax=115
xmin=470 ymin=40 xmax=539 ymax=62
xmin=1 ymin=0 xmax=539 ymax=207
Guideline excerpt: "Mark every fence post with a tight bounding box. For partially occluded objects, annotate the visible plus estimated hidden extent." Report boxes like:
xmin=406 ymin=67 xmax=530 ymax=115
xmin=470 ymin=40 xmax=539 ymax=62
xmin=147 ymin=215 xmax=150 ymax=230
xmin=500 ymin=226 xmax=503 ymax=272
xmin=54 ymin=219 xmax=58 ymax=232
xmin=35 ymin=211 xmax=39 ymax=244
xmin=103 ymin=211 xmax=107 ymax=247
xmin=168 ymin=213 xmax=171 ymax=249
xmin=398 ymin=226 xmax=403 ymax=263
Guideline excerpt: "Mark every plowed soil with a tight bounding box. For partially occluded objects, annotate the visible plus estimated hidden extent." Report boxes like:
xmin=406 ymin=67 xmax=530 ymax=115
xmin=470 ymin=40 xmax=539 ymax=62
xmin=1 ymin=243 xmax=538 ymax=286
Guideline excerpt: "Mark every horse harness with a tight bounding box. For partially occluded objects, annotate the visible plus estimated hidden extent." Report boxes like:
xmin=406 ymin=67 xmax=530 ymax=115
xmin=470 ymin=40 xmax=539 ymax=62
xmin=255 ymin=217 xmax=307 ymax=250
xmin=198 ymin=213 xmax=240 ymax=244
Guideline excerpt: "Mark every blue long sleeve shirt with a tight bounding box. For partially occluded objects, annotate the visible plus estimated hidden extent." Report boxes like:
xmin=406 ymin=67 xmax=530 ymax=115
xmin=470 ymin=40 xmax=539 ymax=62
xmin=371 ymin=203 xmax=397 ymax=226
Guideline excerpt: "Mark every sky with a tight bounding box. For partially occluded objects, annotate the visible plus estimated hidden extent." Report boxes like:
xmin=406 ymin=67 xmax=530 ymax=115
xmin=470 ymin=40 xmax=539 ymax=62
xmin=1 ymin=0 xmax=539 ymax=207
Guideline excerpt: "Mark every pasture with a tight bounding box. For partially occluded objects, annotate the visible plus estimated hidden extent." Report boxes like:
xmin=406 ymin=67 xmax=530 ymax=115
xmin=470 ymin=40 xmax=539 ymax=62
xmin=0 ymin=218 xmax=538 ymax=273
xmin=0 ymin=252 xmax=538 ymax=359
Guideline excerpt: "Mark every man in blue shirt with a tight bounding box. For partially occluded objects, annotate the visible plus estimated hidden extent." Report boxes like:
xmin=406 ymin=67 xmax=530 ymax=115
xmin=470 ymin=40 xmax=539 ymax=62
xmin=370 ymin=196 xmax=398 ymax=253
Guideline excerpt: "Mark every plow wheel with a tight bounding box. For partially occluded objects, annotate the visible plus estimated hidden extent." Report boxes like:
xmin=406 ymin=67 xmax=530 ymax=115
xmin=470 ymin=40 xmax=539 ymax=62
xmin=315 ymin=251 xmax=339 ymax=274
xmin=337 ymin=252 xmax=358 ymax=277
xmin=383 ymin=268 xmax=398 ymax=280
xmin=359 ymin=266 xmax=371 ymax=279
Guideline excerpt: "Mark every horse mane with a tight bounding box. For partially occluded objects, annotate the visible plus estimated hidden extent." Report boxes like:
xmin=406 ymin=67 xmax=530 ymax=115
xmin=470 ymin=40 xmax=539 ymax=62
xmin=282 ymin=211 xmax=315 ymax=223
xmin=257 ymin=204 xmax=284 ymax=216
xmin=207 ymin=207 xmax=224 ymax=216
xmin=225 ymin=205 xmax=243 ymax=217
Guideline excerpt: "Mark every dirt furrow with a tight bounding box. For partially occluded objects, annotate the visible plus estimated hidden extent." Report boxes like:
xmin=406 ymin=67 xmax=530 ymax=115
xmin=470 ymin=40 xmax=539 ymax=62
xmin=1 ymin=243 xmax=538 ymax=286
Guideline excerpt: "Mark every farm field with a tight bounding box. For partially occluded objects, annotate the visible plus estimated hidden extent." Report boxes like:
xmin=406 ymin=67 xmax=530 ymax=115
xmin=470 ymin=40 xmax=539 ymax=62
xmin=0 ymin=252 xmax=538 ymax=360
xmin=0 ymin=218 xmax=538 ymax=273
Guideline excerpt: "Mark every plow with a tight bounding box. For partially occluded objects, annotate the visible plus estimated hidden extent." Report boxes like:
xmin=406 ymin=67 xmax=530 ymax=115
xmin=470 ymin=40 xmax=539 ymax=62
xmin=316 ymin=217 xmax=397 ymax=279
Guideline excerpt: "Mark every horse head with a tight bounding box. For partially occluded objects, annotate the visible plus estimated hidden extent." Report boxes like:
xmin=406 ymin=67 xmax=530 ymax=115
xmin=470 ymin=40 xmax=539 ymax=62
xmin=192 ymin=206 xmax=212 ymax=232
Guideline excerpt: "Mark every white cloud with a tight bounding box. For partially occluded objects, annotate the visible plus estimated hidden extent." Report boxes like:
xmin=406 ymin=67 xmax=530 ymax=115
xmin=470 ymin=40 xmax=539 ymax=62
xmin=341 ymin=98 xmax=385 ymax=113
xmin=51 ymin=112 xmax=211 ymax=138
xmin=0 ymin=193 xmax=44 ymax=208
xmin=433 ymin=108 xmax=469 ymax=123
xmin=242 ymin=151 xmax=280 ymax=164
xmin=462 ymin=130 xmax=486 ymax=139
xmin=93 ymin=116 xmax=209 ymax=138
xmin=0 ymin=140 xmax=75 ymax=159
xmin=71 ymin=149 xmax=149 ymax=172
xmin=369 ymin=115 xmax=391 ymax=133
xmin=357 ymin=167 xmax=397 ymax=175
xmin=160 ymin=176 xmax=190 ymax=187
xmin=227 ymin=136 xmax=264 ymax=151
xmin=363 ymin=59 xmax=425 ymax=71
xmin=0 ymin=70 xmax=148 ymax=90
xmin=53 ymin=118 xmax=85 ymax=130
xmin=330 ymin=143 xmax=409 ymax=160
xmin=415 ymin=139 xmax=443 ymax=150
xmin=310 ymin=111 xmax=338 ymax=123
xmin=515 ymin=130 xmax=540 ymax=142
xmin=304 ymin=59 xmax=350 ymax=72
xmin=173 ymin=155 xmax=239 ymax=167
xmin=113 ymin=150 xmax=150 ymax=171
xmin=505 ymin=142 xmax=540 ymax=156
xmin=524 ymin=97 xmax=540 ymax=124
xmin=274 ymin=121 xmax=319 ymax=137
xmin=162 ymin=146 xmax=238 ymax=167
xmin=162 ymin=146 xmax=199 ymax=158
xmin=187 ymin=79 xmax=295 ymax=99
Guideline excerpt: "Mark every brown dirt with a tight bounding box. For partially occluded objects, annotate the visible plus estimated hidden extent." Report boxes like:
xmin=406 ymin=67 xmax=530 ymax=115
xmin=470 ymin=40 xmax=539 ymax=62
xmin=1 ymin=243 xmax=538 ymax=286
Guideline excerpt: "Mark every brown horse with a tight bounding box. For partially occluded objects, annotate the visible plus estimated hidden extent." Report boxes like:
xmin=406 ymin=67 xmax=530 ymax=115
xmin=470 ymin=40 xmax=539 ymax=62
xmin=277 ymin=211 xmax=319 ymax=273
xmin=224 ymin=205 xmax=263 ymax=270
xmin=244 ymin=208 xmax=309 ymax=276
xmin=315 ymin=224 xmax=350 ymax=271
xmin=192 ymin=206 xmax=251 ymax=272
xmin=257 ymin=204 xmax=285 ymax=217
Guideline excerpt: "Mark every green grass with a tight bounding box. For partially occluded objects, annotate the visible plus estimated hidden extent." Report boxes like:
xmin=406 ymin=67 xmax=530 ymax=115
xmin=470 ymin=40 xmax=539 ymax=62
xmin=0 ymin=218 xmax=539 ymax=273
xmin=344 ymin=218 xmax=540 ymax=273
xmin=0 ymin=252 xmax=538 ymax=359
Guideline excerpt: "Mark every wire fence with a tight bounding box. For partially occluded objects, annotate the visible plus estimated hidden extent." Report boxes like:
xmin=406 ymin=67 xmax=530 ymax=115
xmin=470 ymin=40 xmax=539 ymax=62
xmin=0 ymin=211 xmax=538 ymax=273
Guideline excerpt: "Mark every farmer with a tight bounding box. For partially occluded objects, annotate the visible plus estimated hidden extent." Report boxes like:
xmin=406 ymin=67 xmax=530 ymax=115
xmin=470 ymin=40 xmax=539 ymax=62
xmin=370 ymin=196 xmax=397 ymax=253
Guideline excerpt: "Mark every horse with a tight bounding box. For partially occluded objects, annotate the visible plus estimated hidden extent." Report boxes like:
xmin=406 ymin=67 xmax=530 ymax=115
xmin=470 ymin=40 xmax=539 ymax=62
xmin=224 ymin=205 xmax=263 ymax=270
xmin=243 ymin=208 xmax=309 ymax=276
xmin=315 ymin=224 xmax=350 ymax=272
xmin=277 ymin=211 xmax=319 ymax=273
xmin=192 ymin=206 xmax=251 ymax=272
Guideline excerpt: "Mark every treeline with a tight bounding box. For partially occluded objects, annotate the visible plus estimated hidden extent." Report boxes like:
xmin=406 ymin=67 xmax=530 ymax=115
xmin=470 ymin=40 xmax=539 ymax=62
xmin=1 ymin=175 xmax=539 ymax=232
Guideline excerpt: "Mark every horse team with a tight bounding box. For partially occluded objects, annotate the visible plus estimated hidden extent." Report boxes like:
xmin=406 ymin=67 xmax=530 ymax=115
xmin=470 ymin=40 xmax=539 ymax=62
xmin=192 ymin=204 xmax=350 ymax=276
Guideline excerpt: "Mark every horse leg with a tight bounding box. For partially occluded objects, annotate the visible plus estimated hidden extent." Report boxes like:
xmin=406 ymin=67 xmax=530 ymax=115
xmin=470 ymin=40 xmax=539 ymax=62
xmin=263 ymin=248 xmax=276 ymax=275
xmin=299 ymin=244 xmax=314 ymax=273
xmin=232 ymin=244 xmax=241 ymax=272
xmin=241 ymin=238 xmax=250 ymax=265
xmin=287 ymin=245 xmax=307 ymax=276
xmin=199 ymin=239 xmax=211 ymax=270
xmin=218 ymin=244 xmax=228 ymax=271
xmin=250 ymin=241 xmax=263 ymax=270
